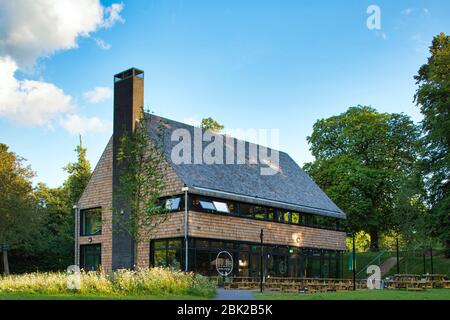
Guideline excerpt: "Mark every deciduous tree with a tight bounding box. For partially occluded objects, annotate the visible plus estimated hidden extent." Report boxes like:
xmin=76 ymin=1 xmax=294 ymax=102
xmin=63 ymin=135 xmax=92 ymax=206
xmin=201 ymin=117 xmax=224 ymax=132
xmin=0 ymin=144 xmax=36 ymax=274
xmin=414 ymin=32 xmax=450 ymax=257
xmin=304 ymin=106 xmax=420 ymax=251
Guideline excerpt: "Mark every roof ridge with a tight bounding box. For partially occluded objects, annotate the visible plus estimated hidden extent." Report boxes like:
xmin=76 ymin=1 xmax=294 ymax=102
xmin=144 ymin=112 xmax=285 ymax=154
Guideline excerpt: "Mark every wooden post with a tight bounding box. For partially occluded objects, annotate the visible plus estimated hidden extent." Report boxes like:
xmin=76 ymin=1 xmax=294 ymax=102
xmin=260 ymin=229 xmax=264 ymax=293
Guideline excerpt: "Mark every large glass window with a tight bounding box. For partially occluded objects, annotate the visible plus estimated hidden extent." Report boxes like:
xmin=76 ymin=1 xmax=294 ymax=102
xmin=165 ymin=197 xmax=181 ymax=211
xmin=196 ymin=250 xmax=212 ymax=275
xmin=239 ymin=203 xmax=254 ymax=218
xmin=213 ymin=201 xmax=229 ymax=213
xmin=311 ymin=250 xmax=322 ymax=278
xmin=151 ymin=237 xmax=343 ymax=278
xmin=238 ymin=252 xmax=249 ymax=276
xmin=199 ymin=200 xmax=216 ymax=211
xmin=291 ymin=212 xmax=300 ymax=224
xmin=289 ymin=253 xmax=300 ymax=277
xmin=322 ymin=251 xmax=330 ymax=278
xmin=80 ymin=244 xmax=101 ymax=271
xmin=151 ymin=239 xmax=182 ymax=270
xmin=267 ymin=208 xmax=277 ymax=220
xmin=253 ymin=206 xmax=267 ymax=220
xmin=80 ymin=208 xmax=102 ymax=236
xmin=191 ymin=196 xmax=238 ymax=215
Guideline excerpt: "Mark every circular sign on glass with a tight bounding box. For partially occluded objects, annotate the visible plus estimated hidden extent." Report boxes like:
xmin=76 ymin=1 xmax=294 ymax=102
xmin=216 ymin=251 xmax=233 ymax=276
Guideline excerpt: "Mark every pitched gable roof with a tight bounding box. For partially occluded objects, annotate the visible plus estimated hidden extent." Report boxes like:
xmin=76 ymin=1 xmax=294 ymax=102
xmin=146 ymin=115 xmax=345 ymax=219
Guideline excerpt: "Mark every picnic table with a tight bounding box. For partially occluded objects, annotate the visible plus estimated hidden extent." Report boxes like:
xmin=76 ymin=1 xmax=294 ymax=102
xmin=443 ymin=280 xmax=450 ymax=289
xmin=264 ymin=277 xmax=356 ymax=293
xmin=386 ymin=274 xmax=425 ymax=291
xmin=227 ymin=276 xmax=260 ymax=290
xmin=422 ymin=274 xmax=448 ymax=289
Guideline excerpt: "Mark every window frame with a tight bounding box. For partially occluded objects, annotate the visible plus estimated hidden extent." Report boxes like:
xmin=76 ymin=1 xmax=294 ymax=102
xmin=80 ymin=244 xmax=101 ymax=271
xmin=184 ymin=194 xmax=344 ymax=231
xmin=80 ymin=207 xmax=102 ymax=236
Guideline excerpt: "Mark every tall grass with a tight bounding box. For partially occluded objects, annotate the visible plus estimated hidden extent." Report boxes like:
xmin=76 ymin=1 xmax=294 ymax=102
xmin=0 ymin=268 xmax=216 ymax=297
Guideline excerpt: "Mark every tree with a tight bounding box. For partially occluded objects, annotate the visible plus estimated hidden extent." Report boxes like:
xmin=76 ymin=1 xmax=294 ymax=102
xmin=63 ymin=135 xmax=92 ymax=206
xmin=201 ymin=117 xmax=224 ymax=132
xmin=32 ymin=183 xmax=74 ymax=270
xmin=114 ymin=111 xmax=169 ymax=267
xmin=414 ymin=33 xmax=450 ymax=257
xmin=0 ymin=139 xmax=92 ymax=274
xmin=304 ymin=106 xmax=420 ymax=251
xmin=0 ymin=144 xmax=36 ymax=274
xmin=391 ymin=173 xmax=428 ymax=252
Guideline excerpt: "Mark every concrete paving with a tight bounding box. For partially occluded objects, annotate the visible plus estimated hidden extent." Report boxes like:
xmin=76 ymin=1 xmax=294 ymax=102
xmin=213 ymin=288 xmax=257 ymax=300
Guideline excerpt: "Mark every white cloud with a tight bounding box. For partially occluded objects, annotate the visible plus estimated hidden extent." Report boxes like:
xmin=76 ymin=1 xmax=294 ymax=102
xmin=94 ymin=38 xmax=112 ymax=50
xmin=83 ymin=86 xmax=112 ymax=103
xmin=0 ymin=56 xmax=73 ymax=127
xmin=101 ymin=3 xmax=125 ymax=29
xmin=60 ymin=114 xmax=112 ymax=135
xmin=401 ymin=8 xmax=414 ymax=15
xmin=0 ymin=0 xmax=125 ymax=68
xmin=401 ymin=7 xmax=430 ymax=17
xmin=0 ymin=0 xmax=123 ymax=133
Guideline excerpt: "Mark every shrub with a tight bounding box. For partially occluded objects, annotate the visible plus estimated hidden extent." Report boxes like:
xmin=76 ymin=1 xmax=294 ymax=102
xmin=0 ymin=268 xmax=216 ymax=297
xmin=79 ymin=272 xmax=113 ymax=294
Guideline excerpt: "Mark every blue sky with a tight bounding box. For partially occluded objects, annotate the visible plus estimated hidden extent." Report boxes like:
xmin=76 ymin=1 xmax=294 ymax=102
xmin=0 ymin=0 xmax=449 ymax=187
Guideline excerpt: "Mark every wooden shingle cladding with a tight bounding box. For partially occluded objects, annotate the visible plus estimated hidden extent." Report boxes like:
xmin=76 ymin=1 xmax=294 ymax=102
xmin=76 ymin=136 xmax=186 ymax=271
xmin=140 ymin=210 xmax=345 ymax=251
xmin=77 ymin=137 xmax=113 ymax=272
xmin=186 ymin=211 xmax=346 ymax=250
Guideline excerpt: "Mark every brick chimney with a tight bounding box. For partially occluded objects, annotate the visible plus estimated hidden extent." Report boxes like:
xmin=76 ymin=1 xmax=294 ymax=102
xmin=112 ymin=67 xmax=144 ymax=270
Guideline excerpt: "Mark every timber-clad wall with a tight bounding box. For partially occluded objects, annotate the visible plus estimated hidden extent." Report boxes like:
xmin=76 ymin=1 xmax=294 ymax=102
xmin=77 ymin=137 xmax=113 ymax=272
xmin=77 ymin=136 xmax=185 ymax=271
xmin=136 ymin=211 xmax=185 ymax=268
xmin=136 ymin=210 xmax=346 ymax=266
xmin=186 ymin=211 xmax=346 ymax=251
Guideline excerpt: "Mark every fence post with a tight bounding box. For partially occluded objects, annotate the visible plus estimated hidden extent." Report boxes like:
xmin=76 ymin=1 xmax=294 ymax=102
xmin=430 ymin=245 xmax=434 ymax=274
xmin=423 ymin=249 xmax=426 ymax=274
xmin=396 ymin=237 xmax=400 ymax=274
xmin=352 ymin=233 xmax=356 ymax=291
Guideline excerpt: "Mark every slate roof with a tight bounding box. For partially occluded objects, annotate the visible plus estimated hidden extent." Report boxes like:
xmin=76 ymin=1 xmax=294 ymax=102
xmin=146 ymin=115 xmax=346 ymax=219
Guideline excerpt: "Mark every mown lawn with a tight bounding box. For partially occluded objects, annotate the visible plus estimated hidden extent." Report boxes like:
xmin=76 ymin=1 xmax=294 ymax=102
xmin=0 ymin=292 xmax=211 ymax=300
xmin=254 ymin=289 xmax=450 ymax=300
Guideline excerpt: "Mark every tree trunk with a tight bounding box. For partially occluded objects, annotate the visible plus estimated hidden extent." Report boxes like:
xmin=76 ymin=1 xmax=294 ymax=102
xmin=369 ymin=230 xmax=379 ymax=252
xmin=2 ymin=244 xmax=10 ymax=276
